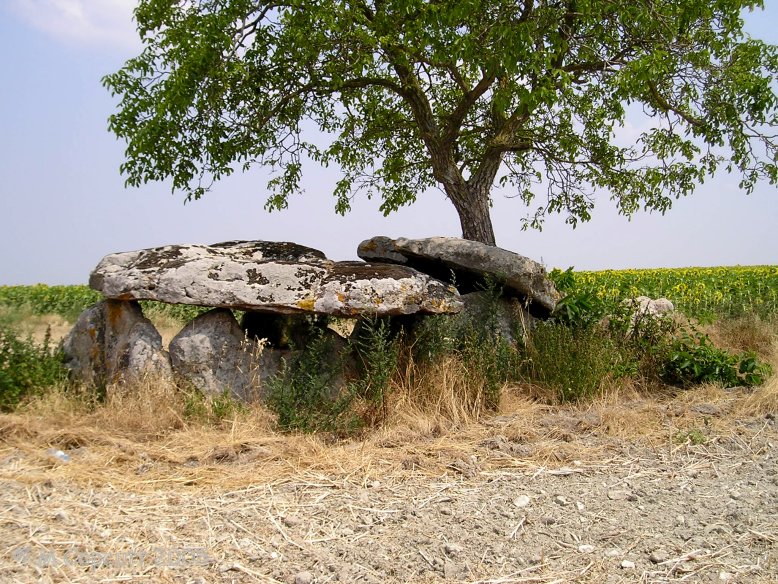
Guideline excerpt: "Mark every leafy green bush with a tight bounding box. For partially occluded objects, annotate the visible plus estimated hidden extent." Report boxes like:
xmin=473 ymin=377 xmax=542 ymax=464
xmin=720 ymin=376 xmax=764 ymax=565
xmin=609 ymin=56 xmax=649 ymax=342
xmin=545 ymin=266 xmax=775 ymax=393
xmin=411 ymin=285 xmax=523 ymax=410
xmin=0 ymin=326 xmax=68 ymax=411
xmin=550 ymin=267 xmax=612 ymax=329
xmin=660 ymin=331 xmax=772 ymax=388
xmin=410 ymin=314 xmax=458 ymax=363
xmin=459 ymin=327 xmax=520 ymax=409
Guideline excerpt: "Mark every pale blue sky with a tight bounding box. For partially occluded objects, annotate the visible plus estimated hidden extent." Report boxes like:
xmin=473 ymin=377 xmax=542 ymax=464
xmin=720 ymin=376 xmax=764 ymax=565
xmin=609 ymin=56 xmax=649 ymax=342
xmin=0 ymin=1 xmax=776 ymax=285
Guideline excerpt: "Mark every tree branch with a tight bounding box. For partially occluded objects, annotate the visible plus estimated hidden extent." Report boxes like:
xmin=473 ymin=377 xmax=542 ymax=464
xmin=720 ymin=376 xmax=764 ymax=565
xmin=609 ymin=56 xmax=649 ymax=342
xmin=443 ymin=72 xmax=496 ymax=143
xmin=336 ymin=76 xmax=405 ymax=97
xmin=647 ymin=81 xmax=704 ymax=127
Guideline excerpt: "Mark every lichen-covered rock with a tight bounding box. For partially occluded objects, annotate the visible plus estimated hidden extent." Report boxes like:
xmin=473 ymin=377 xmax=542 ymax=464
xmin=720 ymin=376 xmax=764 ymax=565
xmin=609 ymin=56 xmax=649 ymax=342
xmin=169 ymin=308 xmax=284 ymax=400
xmin=115 ymin=316 xmax=171 ymax=379
xmin=459 ymin=291 xmax=534 ymax=343
xmin=90 ymin=241 xmax=461 ymax=317
xmin=62 ymin=300 xmax=171 ymax=386
xmin=357 ymin=236 xmax=560 ymax=315
xmin=62 ymin=303 xmax=106 ymax=387
xmin=622 ymin=296 xmax=675 ymax=330
xmin=313 ymin=262 xmax=462 ymax=317
xmin=90 ymin=241 xmax=332 ymax=314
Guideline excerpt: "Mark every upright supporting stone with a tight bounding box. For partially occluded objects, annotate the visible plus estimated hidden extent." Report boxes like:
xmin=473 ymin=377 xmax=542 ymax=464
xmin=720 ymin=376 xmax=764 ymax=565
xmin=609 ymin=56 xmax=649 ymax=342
xmin=459 ymin=291 xmax=534 ymax=343
xmin=62 ymin=300 xmax=171 ymax=387
xmin=169 ymin=308 xmax=285 ymax=400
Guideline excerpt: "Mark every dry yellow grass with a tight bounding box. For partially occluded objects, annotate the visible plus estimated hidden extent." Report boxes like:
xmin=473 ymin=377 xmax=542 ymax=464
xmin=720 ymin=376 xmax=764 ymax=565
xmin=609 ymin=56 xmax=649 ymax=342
xmin=0 ymin=307 xmax=73 ymax=346
xmin=704 ymin=314 xmax=778 ymax=360
xmin=2 ymin=353 xmax=774 ymax=499
xmin=0 ymin=314 xmax=774 ymax=496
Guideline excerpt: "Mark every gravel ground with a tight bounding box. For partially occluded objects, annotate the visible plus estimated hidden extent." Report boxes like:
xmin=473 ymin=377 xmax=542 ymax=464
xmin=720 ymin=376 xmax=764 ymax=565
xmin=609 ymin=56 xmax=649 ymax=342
xmin=1 ymin=412 xmax=776 ymax=584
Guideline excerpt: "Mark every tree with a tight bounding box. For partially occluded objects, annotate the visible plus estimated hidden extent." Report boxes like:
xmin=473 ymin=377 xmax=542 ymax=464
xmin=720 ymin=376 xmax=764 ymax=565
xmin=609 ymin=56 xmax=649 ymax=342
xmin=104 ymin=0 xmax=778 ymax=246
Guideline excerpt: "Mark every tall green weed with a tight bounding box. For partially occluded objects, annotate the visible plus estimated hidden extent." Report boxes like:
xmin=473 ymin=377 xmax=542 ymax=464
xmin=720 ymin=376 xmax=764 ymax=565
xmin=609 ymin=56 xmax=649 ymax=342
xmin=522 ymin=322 xmax=621 ymax=402
xmin=266 ymin=326 xmax=357 ymax=433
xmin=348 ymin=318 xmax=400 ymax=424
xmin=0 ymin=326 xmax=68 ymax=411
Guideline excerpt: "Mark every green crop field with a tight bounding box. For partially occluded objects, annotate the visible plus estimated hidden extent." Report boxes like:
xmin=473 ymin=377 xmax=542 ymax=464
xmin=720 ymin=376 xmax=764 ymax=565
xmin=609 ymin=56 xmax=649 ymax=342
xmin=0 ymin=285 xmax=101 ymax=321
xmin=0 ymin=285 xmax=206 ymax=323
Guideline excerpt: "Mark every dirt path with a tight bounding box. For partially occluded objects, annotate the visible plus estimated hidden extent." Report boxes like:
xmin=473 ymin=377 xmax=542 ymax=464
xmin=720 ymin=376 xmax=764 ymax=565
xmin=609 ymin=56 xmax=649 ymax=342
xmin=2 ymin=411 xmax=776 ymax=584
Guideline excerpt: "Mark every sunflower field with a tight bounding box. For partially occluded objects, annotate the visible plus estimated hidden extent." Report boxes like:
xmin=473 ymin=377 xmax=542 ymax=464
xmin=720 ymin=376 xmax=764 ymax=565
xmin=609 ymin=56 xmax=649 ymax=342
xmin=572 ymin=266 xmax=778 ymax=321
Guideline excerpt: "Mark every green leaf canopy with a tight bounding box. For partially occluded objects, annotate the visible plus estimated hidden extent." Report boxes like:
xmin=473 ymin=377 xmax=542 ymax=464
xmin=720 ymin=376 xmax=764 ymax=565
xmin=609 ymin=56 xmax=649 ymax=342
xmin=104 ymin=0 xmax=778 ymax=244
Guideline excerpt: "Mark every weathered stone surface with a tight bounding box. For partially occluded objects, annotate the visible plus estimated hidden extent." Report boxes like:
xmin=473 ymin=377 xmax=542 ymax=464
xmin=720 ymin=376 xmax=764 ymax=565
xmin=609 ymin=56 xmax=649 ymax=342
xmin=169 ymin=308 xmax=284 ymax=400
xmin=627 ymin=296 xmax=674 ymax=317
xmin=357 ymin=236 xmax=560 ymax=315
xmin=392 ymin=291 xmax=534 ymax=351
xmin=91 ymin=241 xmax=461 ymax=317
xmin=62 ymin=300 xmax=171 ymax=386
xmin=313 ymin=262 xmax=462 ymax=317
xmin=62 ymin=303 xmax=106 ymax=387
xmin=459 ymin=291 xmax=534 ymax=343
xmin=117 ymin=317 xmax=171 ymax=379
xmin=90 ymin=241 xmax=331 ymax=314
xmin=623 ymin=296 xmax=675 ymax=330
xmin=62 ymin=303 xmax=105 ymax=387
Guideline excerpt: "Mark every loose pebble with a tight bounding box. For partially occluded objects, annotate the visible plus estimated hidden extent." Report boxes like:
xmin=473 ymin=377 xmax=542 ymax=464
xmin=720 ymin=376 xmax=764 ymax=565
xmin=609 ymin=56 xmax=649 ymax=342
xmin=513 ymin=495 xmax=531 ymax=508
xmin=649 ymin=550 xmax=669 ymax=564
xmin=294 ymin=571 xmax=314 ymax=584
xmin=607 ymin=490 xmax=628 ymax=501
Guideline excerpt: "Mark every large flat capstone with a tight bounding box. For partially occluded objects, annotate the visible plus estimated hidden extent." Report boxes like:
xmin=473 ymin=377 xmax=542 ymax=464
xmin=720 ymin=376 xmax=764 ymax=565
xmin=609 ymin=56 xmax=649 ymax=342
xmin=357 ymin=236 xmax=560 ymax=315
xmin=90 ymin=241 xmax=461 ymax=317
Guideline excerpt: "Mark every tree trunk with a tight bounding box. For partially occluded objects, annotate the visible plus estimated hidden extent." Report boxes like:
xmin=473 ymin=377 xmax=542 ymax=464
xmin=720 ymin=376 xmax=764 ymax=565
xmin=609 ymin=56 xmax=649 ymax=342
xmin=446 ymin=183 xmax=497 ymax=246
xmin=427 ymin=138 xmax=499 ymax=246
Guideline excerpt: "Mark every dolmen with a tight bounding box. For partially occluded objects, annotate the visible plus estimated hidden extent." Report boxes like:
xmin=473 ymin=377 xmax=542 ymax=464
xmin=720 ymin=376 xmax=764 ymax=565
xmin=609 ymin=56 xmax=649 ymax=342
xmin=64 ymin=237 xmax=560 ymax=399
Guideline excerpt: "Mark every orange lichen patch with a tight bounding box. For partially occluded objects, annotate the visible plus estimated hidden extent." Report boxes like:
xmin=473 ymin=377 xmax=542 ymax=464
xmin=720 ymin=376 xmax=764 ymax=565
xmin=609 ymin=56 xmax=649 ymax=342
xmin=105 ymin=301 xmax=125 ymax=329
xmin=295 ymin=297 xmax=315 ymax=311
